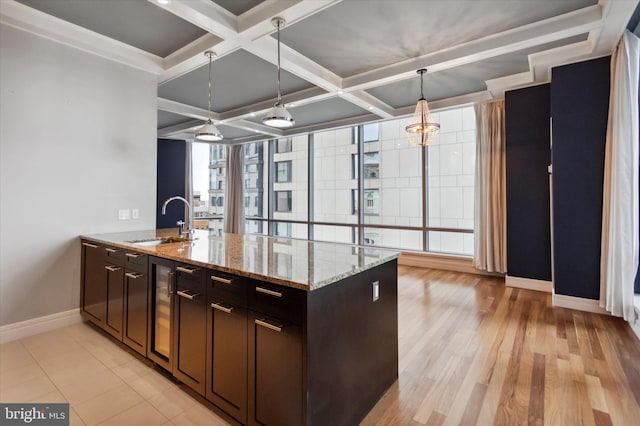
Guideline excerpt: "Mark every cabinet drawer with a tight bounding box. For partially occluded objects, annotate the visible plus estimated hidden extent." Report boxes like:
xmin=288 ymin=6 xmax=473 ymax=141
xmin=124 ymin=251 xmax=148 ymax=273
xmin=248 ymin=281 xmax=305 ymax=325
xmin=175 ymin=263 xmax=206 ymax=292
xmin=208 ymin=270 xmax=247 ymax=307
xmin=104 ymin=245 xmax=124 ymax=265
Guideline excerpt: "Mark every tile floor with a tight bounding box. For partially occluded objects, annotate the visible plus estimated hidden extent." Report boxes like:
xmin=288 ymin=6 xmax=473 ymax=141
xmin=0 ymin=322 xmax=231 ymax=425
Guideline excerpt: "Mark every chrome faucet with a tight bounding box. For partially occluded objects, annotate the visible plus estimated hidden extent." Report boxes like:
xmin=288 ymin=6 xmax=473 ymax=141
xmin=161 ymin=196 xmax=195 ymax=239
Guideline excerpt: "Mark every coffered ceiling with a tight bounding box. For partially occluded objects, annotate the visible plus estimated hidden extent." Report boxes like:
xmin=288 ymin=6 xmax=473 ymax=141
xmin=2 ymin=0 xmax=639 ymax=144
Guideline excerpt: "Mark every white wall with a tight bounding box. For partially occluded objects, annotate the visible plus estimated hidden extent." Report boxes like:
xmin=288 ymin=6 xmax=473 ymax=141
xmin=0 ymin=24 xmax=157 ymax=326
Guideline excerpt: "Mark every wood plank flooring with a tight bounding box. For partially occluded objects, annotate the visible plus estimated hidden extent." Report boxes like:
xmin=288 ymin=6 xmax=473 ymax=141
xmin=361 ymin=266 xmax=640 ymax=426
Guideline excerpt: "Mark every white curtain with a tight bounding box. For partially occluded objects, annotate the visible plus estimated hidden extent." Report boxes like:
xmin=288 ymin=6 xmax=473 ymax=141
xmin=473 ymin=100 xmax=507 ymax=273
xmin=224 ymin=144 xmax=245 ymax=234
xmin=600 ymin=30 xmax=640 ymax=321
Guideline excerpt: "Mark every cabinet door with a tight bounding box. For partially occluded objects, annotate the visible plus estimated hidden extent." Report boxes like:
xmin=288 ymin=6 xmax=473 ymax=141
xmin=123 ymin=270 xmax=148 ymax=357
xmin=206 ymin=300 xmax=248 ymax=424
xmin=148 ymin=257 xmax=174 ymax=372
xmin=248 ymin=311 xmax=302 ymax=426
xmin=81 ymin=241 xmax=106 ymax=326
xmin=104 ymin=264 xmax=124 ymax=341
xmin=173 ymin=265 xmax=206 ymax=395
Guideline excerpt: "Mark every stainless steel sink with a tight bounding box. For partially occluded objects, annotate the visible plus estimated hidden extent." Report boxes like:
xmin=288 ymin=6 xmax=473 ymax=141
xmin=127 ymin=236 xmax=196 ymax=246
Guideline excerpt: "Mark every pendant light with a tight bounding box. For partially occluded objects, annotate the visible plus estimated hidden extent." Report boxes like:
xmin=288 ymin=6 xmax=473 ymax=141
xmin=196 ymin=51 xmax=223 ymax=141
xmin=263 ymin=17 xmax=294 ymax=128
xmin=405 ymin=68 xmax=439 ymax=146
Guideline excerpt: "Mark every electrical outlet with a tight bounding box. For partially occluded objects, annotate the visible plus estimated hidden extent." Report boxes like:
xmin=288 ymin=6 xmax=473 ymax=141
xmin=118 ymin=209 xmax=130 ymax=220
xmin=372 ymin=281 xmax=379 ymax=302
xmin=132 ymin=209 xmax=139 ymax=219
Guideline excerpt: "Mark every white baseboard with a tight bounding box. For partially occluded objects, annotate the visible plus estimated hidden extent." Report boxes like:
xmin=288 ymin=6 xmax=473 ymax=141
xmin=0 ymin=309 xmax=83 ymax=344
xmin=552 ymin=293 xmax=609 ymax=315
xmin=506 ymin=276 xmax=552 ymax=293
xmin=399 ymin=251 xmax=502 ymax=276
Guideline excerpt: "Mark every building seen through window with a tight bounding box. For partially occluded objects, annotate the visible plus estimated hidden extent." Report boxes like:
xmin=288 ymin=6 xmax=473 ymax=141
xmin=190 ymin=106 xmax=475 ymax=256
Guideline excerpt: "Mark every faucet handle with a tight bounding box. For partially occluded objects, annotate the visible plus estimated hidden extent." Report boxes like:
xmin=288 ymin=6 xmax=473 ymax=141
xmin=176 ymin=220 xmax=185 ymax=227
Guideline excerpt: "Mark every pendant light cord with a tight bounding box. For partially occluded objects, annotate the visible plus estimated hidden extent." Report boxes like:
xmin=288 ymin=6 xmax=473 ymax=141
xmin=276 ymin=19 xmax=282 ymax=104
xmin=207 ymin=53 xmax=212 ymax=121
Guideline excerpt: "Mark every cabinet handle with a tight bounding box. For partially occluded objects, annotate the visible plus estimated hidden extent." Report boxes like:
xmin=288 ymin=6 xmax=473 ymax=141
xmin=125 ymin=272 xmax=143 ymax=279
xmin=168 ymin=271 xmax=174 ymax=295
xmin=176 ymin=266 xmax=198 ymax=274
xmin=82 ymin=242 xmax=98 ymax=249
xmin=211 ymin=302 xmax=233 ymax=314
xmin=105 ymin=265 xmax=121 ymax=272
xmin=105 ymin=248 xmax=118 ymax=253
xmin=255 ymin=287 xmax=282 ymax=298
xmin=126 ymin=253 xmax=142 ymax=259
xmin=211 ymin=275 xmax=233 ymax=285
xmin=177 ymin=290 xmax=200 ymax=300
xmin=255 ymin=318 xmax=283 ymax=333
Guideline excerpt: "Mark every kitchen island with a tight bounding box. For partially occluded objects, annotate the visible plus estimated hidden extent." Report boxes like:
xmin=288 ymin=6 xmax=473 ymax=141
xmin=80 ymin=229 xmax=400 ymax=426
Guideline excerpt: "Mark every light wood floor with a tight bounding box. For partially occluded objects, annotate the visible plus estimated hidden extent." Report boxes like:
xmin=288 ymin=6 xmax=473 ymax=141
xmin=1 ymin=267 xmax=639 ymax=425
xmin=362 ymin=266 xmax=640 ymax=426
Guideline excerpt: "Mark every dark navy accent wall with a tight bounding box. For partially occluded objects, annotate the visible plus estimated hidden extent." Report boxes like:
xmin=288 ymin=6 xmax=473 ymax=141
xmin=156 ymin=139 xmax=186 ymax=229
xmin=551 ymin=56 xmax=610 ymax=300
xmin=505 ymin=84 xmax=552 ymax=282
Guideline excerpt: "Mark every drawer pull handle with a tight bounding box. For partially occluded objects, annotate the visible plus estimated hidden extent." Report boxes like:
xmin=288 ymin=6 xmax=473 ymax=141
xmin=211 ymin=302 xmax=233 ymax=314
xmin=255 ymin=319 xmax=282 ymax=333
xmin=105 ymin=248 xmax=118 ymax=253
xmin=255 ymin=287 xmax=282 ymax=298
xmin=126 ymin=253 xmax=142 ymax=259
xmin=105 ymin=266 xmax=121 ymax=272
xmin=211 ymin=276 xmax=233 ymax=285
xmin=82 ymin=242 xmax=98 ymax=248
xmin=125 ymin=272 xmax=143 ymax=279
xmin=176 ymin=266 xmax=198 ymax=274
xmin=177 ymin=290 xmax=199 ymax=300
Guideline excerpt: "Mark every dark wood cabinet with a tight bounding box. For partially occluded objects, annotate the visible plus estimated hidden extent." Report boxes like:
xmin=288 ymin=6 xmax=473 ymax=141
xmin=80 ymin=238 xmax=398 ymax=426
xmin=206 ymin=271 xmax=248 ymax=424
xmin=248 ymin=311 xmax=303 ymax=426
xmin=173 ymin=264 xmax=207 ymax=395
xmin=104 ymin=262 xmax=124 ymax=340
xmin=122 ymin=252 xmax=148 ymax=357
xmin=81 ymin=241 xmax=106 ymax=326
xmin=247 ymin=281 xmax=304 ymax=426
xmin=147 ymin=257 xmax=175 ymax=372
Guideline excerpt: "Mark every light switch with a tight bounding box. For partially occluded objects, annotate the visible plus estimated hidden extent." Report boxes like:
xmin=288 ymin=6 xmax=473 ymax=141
xmin=372 ymin=281 xmax=379 ymax=302
xmin=132 ymin=209 xmax=139 ymax=219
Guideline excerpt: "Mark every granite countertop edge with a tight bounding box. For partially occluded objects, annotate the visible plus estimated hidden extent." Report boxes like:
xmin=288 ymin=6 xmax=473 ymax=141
xmin=80 ymin=229 xmax=400 ymax=292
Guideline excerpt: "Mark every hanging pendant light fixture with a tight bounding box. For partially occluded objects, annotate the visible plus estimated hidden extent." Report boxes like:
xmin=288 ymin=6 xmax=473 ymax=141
xmin=263 ymin=17 xmax=294 ymax=128
xmin=196 ymin=50 xmax=223 ymax=141
xmin=405 ymin=68 xmax=439 ymax=146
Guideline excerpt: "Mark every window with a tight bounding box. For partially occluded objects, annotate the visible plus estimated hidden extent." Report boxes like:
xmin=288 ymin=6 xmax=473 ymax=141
xmin=276 ymin=161 xmax=292 ymax=182
xmin=275 ymin=191 xmax=292 ymax=212
xmin=244 ymin=142 xmax=266 ymax=219
xmin=244 ymin=196 xmax=250 ymax=208
xmin=363 ymin=189 xmax=380 ymax=216
xmin=353 ymin=123 xmax=380 ymax=144
xmin=276 ymin=138 xmax=292 ymax=153
xmin=352 ymin=153 xmax=380 ymax=179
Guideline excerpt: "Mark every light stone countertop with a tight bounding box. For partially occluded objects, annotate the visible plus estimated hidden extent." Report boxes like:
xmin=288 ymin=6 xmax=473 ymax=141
xmin=82 ymin=229 xmax=400 ymax=291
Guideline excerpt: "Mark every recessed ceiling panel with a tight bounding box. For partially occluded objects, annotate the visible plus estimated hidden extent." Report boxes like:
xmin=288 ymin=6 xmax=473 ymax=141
xmin=15 ymin=0 xmax=209 ymax=57
xmin=212 ymin=0 xmax=264 ymax=16
xmin=248 ymin=98 xmax=369 ymax=128
xmin=281 ymin=0 xmax=596 ymax=77
xmin=367 ymin=34 xmax=589 ymax=108
xmin=158 ymin=49 xmax=316 ymax=113
xmin=158 ymin=110 xmax=194 ymax=129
